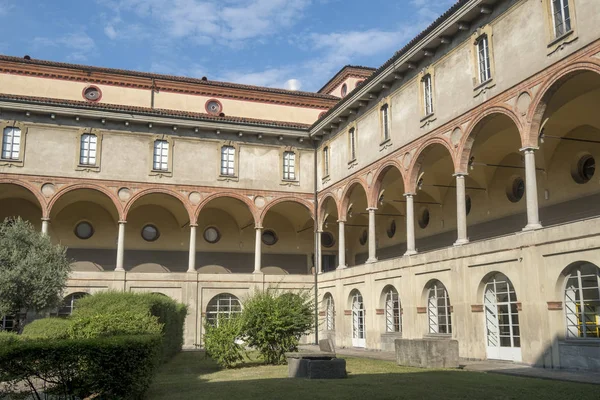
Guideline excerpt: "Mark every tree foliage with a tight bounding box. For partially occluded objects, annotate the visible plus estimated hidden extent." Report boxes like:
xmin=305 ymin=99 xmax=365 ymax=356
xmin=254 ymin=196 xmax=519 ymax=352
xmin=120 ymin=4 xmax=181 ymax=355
xmin=0 ymin=217 xmax=70 ymax=329
xmin=203 ymin=315 xmax=245 ymax=368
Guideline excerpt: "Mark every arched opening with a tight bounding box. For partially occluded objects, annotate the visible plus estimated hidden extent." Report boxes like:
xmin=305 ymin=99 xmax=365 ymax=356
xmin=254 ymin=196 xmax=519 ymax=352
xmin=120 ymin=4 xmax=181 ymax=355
xmin=381 ymin=285 xmax=401 ymax=333
xmin=536 ymin=71 xmax=600 ymax=225
xmin=196 ymin=196 xmax=255 ymax=273
xmin=342 ymin=183 xmax=368 ymax=266
xmin=425 ymin=280 xmax=452 ymax=334
xmin=483 ymin=273 xmax=521 ymax=362
xmin=562 ymin=261 xmax=600 ymax=339
xmin=0 ymin=183 xmax=43 ymax=230
xmin=319 ymin=196 xmax=339 ymax=273
xmin=323 ymin=293 xmax=335 ymax=332
xmin=125 ymin=192 xmax=189 ymax=272
xmin=54 ymin=292 xmax=89 ymax=317
xmin=349 ymin=289 xmax=365 ymax=348
xmin=261 ymin=201 xmax=314 ymax=275
xmin=205 ymin=293 xmax=242 ymax=326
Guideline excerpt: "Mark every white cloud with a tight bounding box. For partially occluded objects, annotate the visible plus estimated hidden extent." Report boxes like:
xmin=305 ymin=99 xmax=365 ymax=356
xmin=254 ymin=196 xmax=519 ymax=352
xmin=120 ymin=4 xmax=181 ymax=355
xmin=33 ymin=32 xmax=96 ymax=62
xmin=104 ymin=25 xmax=117 ymax=39
xmin=284 ymin=79 xmax=301 ymax=91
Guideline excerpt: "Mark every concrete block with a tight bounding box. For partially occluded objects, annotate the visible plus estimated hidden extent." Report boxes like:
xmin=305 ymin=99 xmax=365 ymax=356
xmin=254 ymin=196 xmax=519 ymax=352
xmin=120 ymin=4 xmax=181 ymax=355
xmin=381 ymin=332 xmax=403 ymax=352
xmin=319 ymin=338 xmax=336 ymax=353
xmin=395 ymin=338 xmax=459 ymax=368
xmin=307 ymin=358 xmax=347 ymax=379
xmin=288 ymin=358 xmax=309 ymax=378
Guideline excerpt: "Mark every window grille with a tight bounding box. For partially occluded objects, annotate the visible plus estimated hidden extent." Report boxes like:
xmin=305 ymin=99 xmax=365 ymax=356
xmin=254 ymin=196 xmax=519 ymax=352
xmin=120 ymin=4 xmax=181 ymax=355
xmin=283 ymin=151 xmax=296 ymax=180
xmin=325 ymin=294 xmax=335 ymax=331
xmin=385 ymin=287 xmax=401 ymax=333
xmin=221 ymin=145 xmax=235 ymax=176
xmin=206 ymin=293 xmax=242 ymax=326
xmin=79 ymin=134 xmax=97 ymax=165
xmin=1 ymin=127 xmax=21 ymax=160
xmin=565 ymin=263 xmax=600 ymax=338
xmin=153 ymin=140 xmax=169 ymax=171
xmin=349 ymin=128 xmax=356 ymax=160
xmin=381 ymin=104 xmax=389 ymax=141
xmin=552 ymin=0 xmax=571 ymax=38
xmin=323 ymin=146 xmax=329 ymax=176
xmin=423 ymin=75 xmax=433 ymax=115
xmin=477 ymin=35 xmax=491 ymax=83
xmin=428 ymin=281 xmax=452 ymax=334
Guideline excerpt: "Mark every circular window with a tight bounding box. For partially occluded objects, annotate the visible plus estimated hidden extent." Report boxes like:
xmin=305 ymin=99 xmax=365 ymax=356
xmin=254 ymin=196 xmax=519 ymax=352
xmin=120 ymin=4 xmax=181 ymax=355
xmin=321 ymin=231 xmax=335 ymax=248
xmin=141 ymin=224 xmax=160 ymax=242
xmin=341 ymin=83 xmax=348 ymax=97
xmin=387 ymin=220 xmax=396 ymax=238
xmin=419 ymin=208 xmax=430 ymax=229
xmin=74 ymin=221 xmax=94 ymax=240
xmin=262 ymin=229 xmax=278 ymax=246
xmin=507 ymin=177 xmax=525 ymax=203
xmin=574 ymin=155 xmax=595 ymax=184
xmin=465 ymin=195 xmax=472 ymax=216
xmin=203 ymin=227 xmax=221 ymax=244
xmin=205 ymin=99 xmax=223 ymax=115
xmin=82 ymin=85 xmax=102 ymax=102
xmin=359 ymin=229 xmax=368 ymax=246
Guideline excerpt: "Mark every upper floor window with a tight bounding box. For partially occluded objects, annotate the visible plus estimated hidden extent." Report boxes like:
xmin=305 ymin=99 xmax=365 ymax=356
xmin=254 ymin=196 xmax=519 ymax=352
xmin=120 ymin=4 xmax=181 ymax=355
xmin=153 ymin=140 xmax=169 ymax=171
xmin=477 ymin=35 xmax=491 ymax=84
xmin=341 ymin=83 xmax=348 ymax=97
xmin=1 ymin=127 xmax=21 ymax=160
xmin=422 ymin=74 xmax=434 ymax=116
xmin=552 ymin=0 xmax=571 ymax=38
xmin=283 ymin=151 xmax=296 ymax=180
xmin=221 ymin=145 xmax=235 ymax=176
xmin=381 ymin=104 xmax=390 ymax=141
xmin=348 ymin=128 xmax=356 ymax=161
xmin=79 ymin=134 xmax=97 ymax=165
xmin=323 ymin=146 xmax=330 ymax=176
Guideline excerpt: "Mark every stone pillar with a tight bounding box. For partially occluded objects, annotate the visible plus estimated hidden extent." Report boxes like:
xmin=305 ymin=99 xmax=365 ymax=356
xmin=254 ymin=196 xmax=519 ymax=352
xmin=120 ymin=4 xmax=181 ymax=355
xmin=41 ymin=218 xmax=50 ymax=236
xmin=454 ymin=173 xmax=469 ymax=246
xmin=338 ymin=220 xmax=346 ymax=269
xmin=522 ymin=147 xmax=543 ymax=230
xmin=116 ymin=221 xmax=126 ymax=272
xmin=404 ymin=194 xmax=417 ymax=256
xmin=366 ymin=207 xmax=378 ymax=263
xmin=254 ymin=227 xmax=262 ymax=273
xmin=317 ymin=230 xmax=323 ymax=274
xmin=188 ymin=224 xmax=197 ymax=273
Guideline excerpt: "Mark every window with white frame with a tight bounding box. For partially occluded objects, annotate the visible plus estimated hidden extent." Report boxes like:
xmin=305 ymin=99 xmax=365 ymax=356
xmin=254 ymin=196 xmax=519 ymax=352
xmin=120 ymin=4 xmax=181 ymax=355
xmin=206 ymin=293 xmax=242 ymax=326
xmin=153 ymin=140 xmax=169 ymax=171
xmin=0 ymin=315 xmax=15 ymax=331
xmin=477 ymin=35 xmax=491 ymax=84
xmin=1 ymin=127 xmax=21 ymax=160
xmin=56 ymin=292 xmax=89 ymax=317
xmin=381 ymin=104 xmax=389 ymax=141
xmin=552 ymin=0 xmax=571 ymax=38
xmin=79 ymin=134 xmax=97 ymax=165
xmin=283 ymin=151 xmax=296 ymax=180
xmin=422 ymin=74 xmax=433 ymax=116
xmin=324 ymin=294 xmax=335 ymax=331
xmin=385 ymin=287 xmax=401 ymax=333
xmin=221 ymin=145 xmax=235 ymax=176
xmin=349 ymin=128 xmax=356 ymax=160
xmin=427 ymin=281 xmax=452 ymax=334
xmin=564 ymin=263 xmax=600 ymax=339
xmin=323 ymin=146 xmax=330 ymax=176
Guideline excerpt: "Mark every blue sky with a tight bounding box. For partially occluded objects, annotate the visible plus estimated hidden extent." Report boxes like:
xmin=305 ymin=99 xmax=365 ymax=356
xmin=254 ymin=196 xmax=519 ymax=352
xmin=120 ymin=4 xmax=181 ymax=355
xmin=0 ymin=0 xmax=455 ymax=92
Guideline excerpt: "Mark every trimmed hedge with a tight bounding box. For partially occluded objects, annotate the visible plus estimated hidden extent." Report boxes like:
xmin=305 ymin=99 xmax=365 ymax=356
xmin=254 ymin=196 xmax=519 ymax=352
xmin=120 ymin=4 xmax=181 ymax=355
xmin=0 ymin=334 xmax=161 ymax=399
xmin=21 ymin=317 xmax=72 ymax=339
xmin=0 ymin=331 xmax=19 ymax=346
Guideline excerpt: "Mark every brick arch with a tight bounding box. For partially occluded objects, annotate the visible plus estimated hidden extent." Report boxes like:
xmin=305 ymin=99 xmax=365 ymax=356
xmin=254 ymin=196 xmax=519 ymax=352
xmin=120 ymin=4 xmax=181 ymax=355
xmin=48 ymin=182 xmax=123 ymax=220
xmin=258 ymin=196 xmax=314 ymax=226
xmin=193 ymin=191 xmax=258 ymax=226
xmin=339 ymin=178 xmax=369 ymax=221
xmin=369 ymin=159 xmax=407 ymax=208
xmin=406 ymin=137 xmax=456 ymax=194
xmin=0 ymin=177 xmax=48 ymax=217
xmin=124 ymin=187 xmax=192 ymax=222
xmin=527 ymin=60 xmax=600 ymax=147
xmin=456 ymin=106 xmax=524 ymax=174
xmin=317 ymin=192 xmax=340 ymax=230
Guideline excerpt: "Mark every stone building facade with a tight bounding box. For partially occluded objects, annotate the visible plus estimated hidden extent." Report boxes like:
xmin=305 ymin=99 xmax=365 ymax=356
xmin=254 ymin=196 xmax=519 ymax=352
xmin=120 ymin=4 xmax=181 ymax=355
xmin=1 ymin=0 xmax=600 ymax=371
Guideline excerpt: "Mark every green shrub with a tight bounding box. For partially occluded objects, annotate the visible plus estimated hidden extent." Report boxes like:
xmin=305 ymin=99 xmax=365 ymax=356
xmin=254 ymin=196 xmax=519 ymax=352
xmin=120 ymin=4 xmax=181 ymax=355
xmin=203 ymin=315 xmax=245 ymax=368
xmin=68 ymin=310 xmax=163 ymax=339
xmin=241 ymin=289 xmax=314 ymax=364
xmin=0 ymin=331 xmax=19 ymax=346
xmin=21 ymin=317 xmax=72 ymax=339
xmin=0 ymin=334 xmax=161 ymax=399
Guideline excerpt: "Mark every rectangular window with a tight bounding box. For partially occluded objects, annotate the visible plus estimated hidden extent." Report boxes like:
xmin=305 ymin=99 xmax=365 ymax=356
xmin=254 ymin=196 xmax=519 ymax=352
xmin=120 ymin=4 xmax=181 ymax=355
xmin=381 ymin=104 xmax=389 ymax=141
xmin=79 ymin=134 xmax=97 ymax=165
xmin=423 ymin=74 xmax=433 ymax=116
xmin=349 ymin=128 xmax=356 ymax=160
xmin=221 ymin=145 xmax=235 ymax=176
xmin=552 ymin=0 xmax=571 ymax=37
xmin=323 ymin=146 xmax=329 ymax=176
xmin=477 ymin=35 xmax=491 ymax=84
xmin=1 ymin=127 xmax=21 ymax=160
xmin=283 ymin=151 xmax=296 ymax=180
xmin=153 ymin=140 xmax=169 ymax=171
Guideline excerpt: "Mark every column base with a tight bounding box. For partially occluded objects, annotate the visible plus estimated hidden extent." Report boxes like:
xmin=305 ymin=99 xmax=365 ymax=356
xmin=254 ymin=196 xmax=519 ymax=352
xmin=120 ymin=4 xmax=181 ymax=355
xmin=253 ymin=270 xmax=263 ymax=274
xmin=114 ymin=267 xmax=125 ymax=272
xmin=366 ymin=257 xmax=378 ymax=263
xmin=186 ymin=270 xmax=197 ymax=274
xmin=523 ymin=223 xmax=543 ymax=231
xmin=453 ymin=238 xmax=469 ymax=246
xmin=337 ymin=265 xmax=347 ymax=269
xmin=404 ymin=250 xmax=417 ymax=256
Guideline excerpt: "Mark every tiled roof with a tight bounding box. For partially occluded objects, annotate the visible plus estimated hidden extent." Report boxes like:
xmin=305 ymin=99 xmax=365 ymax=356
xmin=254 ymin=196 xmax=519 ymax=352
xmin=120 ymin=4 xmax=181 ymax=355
xmin=318 ymin=65 xmax=377 ymax=94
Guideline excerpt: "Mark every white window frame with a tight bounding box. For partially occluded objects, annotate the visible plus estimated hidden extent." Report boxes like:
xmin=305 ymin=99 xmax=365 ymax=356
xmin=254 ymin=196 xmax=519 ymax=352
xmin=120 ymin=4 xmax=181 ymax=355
xmin=1 ymin=126 xmax=21 ymax=160
xmin=552 ymin=0 xmax=572 ymax=38
xmin=477 ymin=35 xmax=491 ymax=84
xmin=79 ymin=133 xmax=97 ymax=166
xmin=422 ymin=74 xmax=434 ymax=116
xmin=221 ymin=145 xmax=236 ymax=176
xmin=381 ymin=104 xmax=390 ymax=142
xmin=385 ymin=287 xmax=401 ymax=333
xmin=206 ymin=293 xmax=242 ymax=326
xmin=564 ymin=264 xmax=600 ymax=339
xmin=427 ymin=281 xmax=452 ymax=334
xmin=153 ymin=140 xmax=169 ymax=171
xmin=349 ymin=128 xmax=356 ymax=161
xmin=323 ymin=146 xmax=330 ymax=177
xmin=283 ymin=151 xmax=296 ymax=181
xmin=325 ymin=294 xmax=335 ymax=331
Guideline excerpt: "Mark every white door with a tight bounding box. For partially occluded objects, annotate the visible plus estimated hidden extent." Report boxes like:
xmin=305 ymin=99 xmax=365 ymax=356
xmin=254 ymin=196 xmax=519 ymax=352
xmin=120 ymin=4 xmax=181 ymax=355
xmin=352 ymin=292 xmax=366 ymax=347
xmin=484 ymin=274 xmax=522 ymax=362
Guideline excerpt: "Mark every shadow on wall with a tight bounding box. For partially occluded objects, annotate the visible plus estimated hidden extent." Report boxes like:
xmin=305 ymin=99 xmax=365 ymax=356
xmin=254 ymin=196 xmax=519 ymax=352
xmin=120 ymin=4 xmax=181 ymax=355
xmin=536 ymin=334 xmax=600 ymax=372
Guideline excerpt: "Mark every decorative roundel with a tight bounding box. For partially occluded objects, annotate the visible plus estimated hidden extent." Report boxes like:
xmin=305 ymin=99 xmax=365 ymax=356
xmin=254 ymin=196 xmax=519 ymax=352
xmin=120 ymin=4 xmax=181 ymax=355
xmin=141 ymin=224 xmax=160 ymax=242
xmin=387 ymin=220 xmax=396 ymax=238
xmin=262 ymin=229 xmax=278 ymax=246
xmin=203 ymin=227 xmax=221 ymax=244
xmin=418 ymin=208 xmax=430 ymax=229
xmin=74 ymin=221 xmax=94 ymax=240
xmin=341 ymin=83 xmax=348 ymax=97
xmin=465 ymin=195 xmax=472 ymax=216
xmin=359 ymin=229 xmax=368 ymax=246
xmin=82 ymin=85 xmax=102 ymax=102
xmin=321 ymin=232 xmax=335 ymax=248
xmin=575 ymin=155 xmax=595 ymax=184
xmin=205 ymin=99 xmax=223 ymax=115
xmin=507 ymin=177 xmax=525 ymax=203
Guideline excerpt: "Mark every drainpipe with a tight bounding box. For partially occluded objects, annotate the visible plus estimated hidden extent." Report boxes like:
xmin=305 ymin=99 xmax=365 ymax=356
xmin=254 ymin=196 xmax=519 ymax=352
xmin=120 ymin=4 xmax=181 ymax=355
xmin=313 ymin=139 xmax=319 ymax=346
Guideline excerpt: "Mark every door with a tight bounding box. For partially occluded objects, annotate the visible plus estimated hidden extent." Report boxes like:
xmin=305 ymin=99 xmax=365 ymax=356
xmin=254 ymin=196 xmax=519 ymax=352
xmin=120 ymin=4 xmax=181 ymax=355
xmin=351 ymin=291 xmax=366 ymax=347
xmin=484 ymin=274 xmax=521 ymax=362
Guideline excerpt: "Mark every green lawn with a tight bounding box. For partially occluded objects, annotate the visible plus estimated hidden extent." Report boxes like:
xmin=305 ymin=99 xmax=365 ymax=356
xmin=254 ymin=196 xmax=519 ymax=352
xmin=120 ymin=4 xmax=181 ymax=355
xmin=146 ymin=352 xmax=598 ymax=400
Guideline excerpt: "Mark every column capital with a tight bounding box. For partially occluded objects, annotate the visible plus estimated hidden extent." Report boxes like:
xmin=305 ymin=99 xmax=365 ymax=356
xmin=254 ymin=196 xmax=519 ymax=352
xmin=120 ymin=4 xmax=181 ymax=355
xmin=118 ymin=220 xmax=127 ymax=224
xmin=366 ymin=207 xmax=378 ymax=212
xmin=316 ymin=229 xmax=324 ymax=233
xmin=519 ymin=146 xmax=539 ymax=152
xmin=189 ymin=223 xmax=198 ymax=228
xmin=255 ymin=225 xmax=263 ymax=230
xmin=403 ymin=192 xmax=416 ymax=198
xmin=337 ymin=218 xmax=346 ymax=223
xmin=453 ymin=172 xmax=468 ymax=178
xmin=41 ymin=217 xmax=51 ymax=222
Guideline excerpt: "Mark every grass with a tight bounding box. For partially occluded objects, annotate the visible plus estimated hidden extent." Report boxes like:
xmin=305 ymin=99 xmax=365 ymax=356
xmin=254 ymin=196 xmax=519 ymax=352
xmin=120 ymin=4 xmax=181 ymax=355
xmin=146 ymin=352 xmax=599 ymax=400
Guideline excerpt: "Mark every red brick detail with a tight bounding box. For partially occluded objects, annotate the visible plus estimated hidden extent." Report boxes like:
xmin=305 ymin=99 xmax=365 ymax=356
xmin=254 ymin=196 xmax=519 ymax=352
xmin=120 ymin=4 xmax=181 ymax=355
xmin=344 ymin=310 xmax=352 ymax=316
xmin=547 ymin=301 xmax=563 ymax=310
xmin=416 ymin=307 xmax=427 ymax=314
xmin=516 ymin=302 xmax=522 ymax=312
xmin=318 ymin=311 xmax=326 ymax=316
xmin=471 ymin=304 xmax=484 ymax=313
xmin=375 ymin=308 xmax=384 ymax=315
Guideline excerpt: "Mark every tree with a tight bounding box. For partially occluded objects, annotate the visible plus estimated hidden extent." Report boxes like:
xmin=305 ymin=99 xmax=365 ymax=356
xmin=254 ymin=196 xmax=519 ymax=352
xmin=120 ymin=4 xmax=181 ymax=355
xmin=0 ymin=217 xmax=71 ymax=331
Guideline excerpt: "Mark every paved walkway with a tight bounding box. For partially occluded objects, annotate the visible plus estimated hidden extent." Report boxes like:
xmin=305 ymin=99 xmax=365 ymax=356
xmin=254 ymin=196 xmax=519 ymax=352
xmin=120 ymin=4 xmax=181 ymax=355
xmin=298 ymin=345 xmax=600 ymax=385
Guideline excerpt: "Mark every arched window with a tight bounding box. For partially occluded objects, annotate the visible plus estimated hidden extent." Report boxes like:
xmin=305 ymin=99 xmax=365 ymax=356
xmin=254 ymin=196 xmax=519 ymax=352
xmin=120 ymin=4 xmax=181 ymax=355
xmin=0 ymin=315 xmax=16 ymax=331
xmin=206 ymin=293 xmax=242 ymax=326
xmin=384 ymin=286 xmax=401 ymax=333
xmin=564 ymin=263 xmax=600 ymax=338
xmin=351 ymin=290 xmax=366 ymax=347
xmin=427 ymin=280 xmax=452 ymax=334
xmin=324 ymin=294 xmax=335 ymax=331
xmin=57 ymin=292 xmax=89 ymax=317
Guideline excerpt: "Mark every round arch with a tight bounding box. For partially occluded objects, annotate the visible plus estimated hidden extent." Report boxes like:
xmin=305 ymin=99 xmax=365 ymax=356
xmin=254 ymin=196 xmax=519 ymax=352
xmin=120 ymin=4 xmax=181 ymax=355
xmin=259 ymin=196 xmax=314 ymax=226
xmin=476 ymin=270 xmax=520 ymax=301
xmin=0 ymin=178 xmax=47 ymax=216
xmin=124 ymin=188 xmax=191 ymax=222
xmin=339 ymin=179 xmax=369 ymax=221
xmin=48 ymin=183 xmax=123 ymax=220
xmin=194 ymin=192 xmax=257 ymax=226
xmin=406 ymin=138 xmax=457 ymax=194
xmin=369 ymin=160 xmax=407 ymax=208
xmin=318 ymin=192 xmax=340 ymax=230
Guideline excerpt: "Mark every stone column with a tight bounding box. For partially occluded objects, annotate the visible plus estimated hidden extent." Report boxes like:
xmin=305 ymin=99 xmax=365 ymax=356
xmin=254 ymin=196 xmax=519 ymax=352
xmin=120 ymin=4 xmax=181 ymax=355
xmin=337 ymin=220 xmax=346 ymax=269
xmin=404 ymin=194 xmax=417 ymax=256
xmin=115 ymin=221 xmax=126 ymax=272
xmin=254 ymin=227 xmax=262 ymax=273
xmin=454 ymin=173 xmax=469 ymax=246
xmin=188 ymin=224 xmax=197 ymax=273
xmin=41 ymin=218 xmax=50 ymax=236
xmin=366 ymin=207 xmax=378 ymax=263
xmin=522 ymin=147 xmax=543 ymax=230
xmin=316 ymin=230 xmax=323 ymax=273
